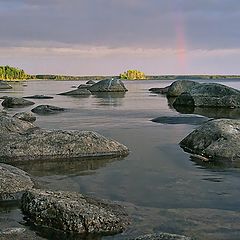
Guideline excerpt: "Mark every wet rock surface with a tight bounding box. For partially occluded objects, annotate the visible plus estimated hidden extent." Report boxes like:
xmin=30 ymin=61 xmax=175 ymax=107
xmin=21 ymin=189 xmax=130 ymax=234
xmin=13 ymin=112 xmax=36 ymax=123
xmin=89 ymin=79 xmax=128 ymax=92
xmin=0 ymin=163 xmax=34 ymax=200
xmin=0 ymin=115 xmax=129 ymax=162
xmin=31 ymin=105 xmax=66 ymax=114
xmin=23 ymin=95 xmax=53 ymax=99
xmin=180 ymin=119 xmax=240 ymax=163
xmin=59 ymin=88 xmax=91 ymax=96
xmin=131 ymin=232 xmax=192 ymax=240
xmin=1 ymin=97 xmax=34 ymax=108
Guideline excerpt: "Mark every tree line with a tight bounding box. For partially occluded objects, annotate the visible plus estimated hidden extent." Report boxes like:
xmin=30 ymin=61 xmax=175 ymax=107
xmin=0 ymin=66 xmax=30 ymax=80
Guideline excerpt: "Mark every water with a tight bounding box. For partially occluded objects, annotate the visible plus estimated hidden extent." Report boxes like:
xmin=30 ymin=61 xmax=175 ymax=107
xmin=1 ymin=79 xmax=240 ymax=239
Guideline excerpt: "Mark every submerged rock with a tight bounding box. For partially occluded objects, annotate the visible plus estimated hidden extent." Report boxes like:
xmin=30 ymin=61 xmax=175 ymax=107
xmin=173 ymin=83 xmax=240 ymax=108
xmin=59 ymin=88 xmax=91 ymax=96
xmin=89 ymin=79 xmax=128 ymax=92
xmin=132 ymin=232 xmax=192 ymax=240
xmin=31 ymin=105 xmax=65 ymax=114
xmin=0 ymin=81 xmax=12 ymax=89
xmin=180 ymin=119 xmax=240 ymax=162
xmin=13 ymin=112 xmax=36 ymax=123
xmin=2 ymin=97 xmax=34 ymax=108
xmin=21 ymin=189 xmax=130 ymax=234
xmin=167 ymin=80 xmax=200 ymax=97
xmin=0 ymin=163 xmax=34 ymax=200
xmin=0 ymin=115 xmax=129 ymax=162
xmin=23 ymin=95 xmax=53 ymax=99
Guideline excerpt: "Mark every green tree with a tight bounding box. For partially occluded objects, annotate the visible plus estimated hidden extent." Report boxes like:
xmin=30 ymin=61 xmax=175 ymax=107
xmin=120 ymin=69 xmax=146 ymax=80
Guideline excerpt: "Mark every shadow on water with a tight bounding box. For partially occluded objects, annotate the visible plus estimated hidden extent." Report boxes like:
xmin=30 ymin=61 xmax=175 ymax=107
xmin=151 ymin=116 xmax=209 ymax=125
xmin=92 ymin=92 xmax=126 ymax=107
xmin=12 ymin=156 xmax=126 ymax=177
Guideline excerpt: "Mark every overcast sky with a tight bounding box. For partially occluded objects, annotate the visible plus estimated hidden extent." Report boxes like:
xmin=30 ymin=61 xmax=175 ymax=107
xmin=0 ymin=0 xmax=239 ymax=75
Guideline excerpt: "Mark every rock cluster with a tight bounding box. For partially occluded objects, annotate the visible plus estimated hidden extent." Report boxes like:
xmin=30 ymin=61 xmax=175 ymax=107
xmin=2 ymin=97 xmax=34 ymax=108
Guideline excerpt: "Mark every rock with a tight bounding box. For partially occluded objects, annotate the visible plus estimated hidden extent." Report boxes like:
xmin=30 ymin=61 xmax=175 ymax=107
xmin=180 ymin=119 xmax=240 ymax=162
xmin=86 ymin=80 xmax=96 ymax=85
xmin=21 ymin=189 xmax=130 ymax=234
xmin=0 ymin=81 xmax=12 ymax=89
xmin=13 ymin=112 xmax=36 ymax=123
xmin=77 ymin=84 xmax=90 ymax=89
xmin=89 ymin=79 xmax=128 ymax=92
xmin=31 ymin=105 xmax=65 ymax=114
xmin=0 ymin=115 xmax=129 ymax=162
xmin=0 ymin=111 xmax=7 ymax=116
xmin=151 ymin=116 xmax=209 ymax=125
xmin=23 ymin=95 xmax=53 ymax=99
xmin=167 ymin=80 xmax=200 ymax=97
xmin=149 ymin=86 xmax=169 ymax=94
xmin=59 ymin=88 xmax=91 ymax=96
xmin=0 ymin=163 xmax=34 ymax=200
xmin=2 ymin=97 xmax=35 ymax=108
xmin=0 ymin=96 xmax=9 ymax=100
xmin=132 ymin=232 xmax=192 ymax=240
xmin=173 ymin=83 xmax=240 ymax=108
xmin=0 ymin=115 xmax=36 ymax=134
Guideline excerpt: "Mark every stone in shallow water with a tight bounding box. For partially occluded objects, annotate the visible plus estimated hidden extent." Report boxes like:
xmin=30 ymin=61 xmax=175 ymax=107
xmin=0 ymin=81 xmax=12 ymax=89
xmin=31 ymin=104 xmax=65 ymax=114
xmin=21 ymin=189 xmax=130 ymax=234
xmin=59 ymin=88 xmax=91 ymax=95
xmin=89 ymin=79 xmax=128 ymax=92
xmin=13 ymin=112 xmax=36 ymax=123
xmin=2 ymin=97 xmax=34 ymax=108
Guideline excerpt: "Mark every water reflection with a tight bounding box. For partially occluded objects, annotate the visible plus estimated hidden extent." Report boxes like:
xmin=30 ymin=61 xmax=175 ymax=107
xmin=92 ymin=92 xmax=125 ymax=107
xmin=13 ymin=157 xmax=125 ymax=177
xmin=151 ymin=116 xmax=209 ymax=125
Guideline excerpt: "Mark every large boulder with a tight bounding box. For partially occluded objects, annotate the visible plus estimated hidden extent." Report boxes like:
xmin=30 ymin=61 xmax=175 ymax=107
xmin=21 ymin=189 xmax=129 ymax=234
xmin=167 ymin=80 xmax=200 ymax=97
xmin=2 ymin=97 xmax=34 ymax=108
xmin=0 ymin=163 xmax=34 ymax=200
xmin=59 ymin=88 xmax=91 ymax=96
xmin=13 ymin=112 xmax=36 ymax=123
xmin=0 ymin=115 xmax=129 ymax=162
xmin=132 ymin=233 xmax=192 ymax=240
xmin=31 ymin=105 xmax=65 ymax=115
xmin=173 ymin=83 xmax=240 ymax=108
xmin=89 ymin=79 xmax=128 ymax=92
xmin=0 ymin=81 xmax=12 ymax=89
xmin=180 ymin=119 xmax=240 ymax=162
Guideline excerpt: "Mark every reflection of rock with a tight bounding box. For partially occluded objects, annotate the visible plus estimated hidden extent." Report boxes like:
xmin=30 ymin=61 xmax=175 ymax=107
xmin=0 ymin=163 xmax=34 ymax=201
xmin=151 ymin=116 xmax=209 ymax=125
xmin=132 ymin=232 xmax=192 ymax=240
xmin=2 ymin=97 xmax=34 ymax=108
xmin=13 ymin=112 xmax=36 ymax=123
xmin=23 ymin=95 xmax=53 ymax=99
xmin=21 ymin=189 xmax=130 ymax=234
xmin=93 ymin=92 xmax=126 ymax=107
xmin=31 ymin=105 xmax=66 ymax=115
xmin=89 ymin=79 xmax=128 ymax=92
xmin=180 ymin=119 xmax=240 ymax=163
xmin=167 ymin=80 xmax=200 ymax=97
xmin=15 ymin=157 xmax=124 ymax=177
xmin=173 ymin=83 xmax=240 ymax=108
xmin=0 ymin=81 xmax=12 ymax=89
xmin=59 ymin=88 xmax=91 ymax=96
xmin=0 ymin=115 xmax=129 ymax=162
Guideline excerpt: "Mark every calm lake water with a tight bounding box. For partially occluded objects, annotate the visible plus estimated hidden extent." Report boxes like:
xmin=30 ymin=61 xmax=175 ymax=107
xmin=1 ymin=79 xmax=240 ymax=240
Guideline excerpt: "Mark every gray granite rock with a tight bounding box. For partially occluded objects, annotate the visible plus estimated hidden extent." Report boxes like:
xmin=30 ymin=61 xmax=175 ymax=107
xmin=21 ymin=189 xmax=130 ymax=234
xmin=0 ymin=163 xmax=34 ymax=200
xmin=31 ymin=105 xmax=65 ymax=114
xmin=89 ymin=79 xmax=128 ymax=92
xmin=0 ymin=81 xmax=12 ymax=89
xmin=13 ymin=112 xmax=36 ymax=123
xmin=2 ymin=97 xmax=34 ymax=108
xmin=180 ymin=119 xmax=240 ymax=162
xmin=59 ymin=88 xmax=91 ymax=95
xmin=86 ymin=80 xmax=96 ymax=85
xmin=149 ymin=86 xmax=169 ymax=94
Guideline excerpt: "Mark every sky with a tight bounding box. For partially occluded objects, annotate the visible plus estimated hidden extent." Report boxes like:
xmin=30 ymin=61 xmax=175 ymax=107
xmin=0 ymin=0 xmax=240 ymax=75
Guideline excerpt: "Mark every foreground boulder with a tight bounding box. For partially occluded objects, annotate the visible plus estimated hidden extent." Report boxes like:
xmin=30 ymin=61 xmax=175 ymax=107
xmin=0 ymin=115 xmax=129 ymax=162
xmin=132 ymin=233 xmax=192 ymax=240
xmin=59 ymin=88 xmax=91 ymax=96
xmin=167 ymin=80 xmax=200 ymax=97
xmin=13 ymin=112 xmax=36 ymax=123
xmin=0 ymin=163 xmax=34 ymax=200
xmin=89 ymin=79 xmax=128 ymax=92
xmin=174 ymin=83 xmax=240 ymax=108
xmin=31 ymin=105 xmax=65 ymax=114
xmin=0 ymin=81 xmax=12 ymax=89
xmin=2 ymin=97 xmax=34 ymax=108
xmin=180 ymin=119 xmax=240 ymax=162
xmin=21 ymin=189 xmax=129 ymax=234
xmin=23 ymin=95 xmax=53 ymax=99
